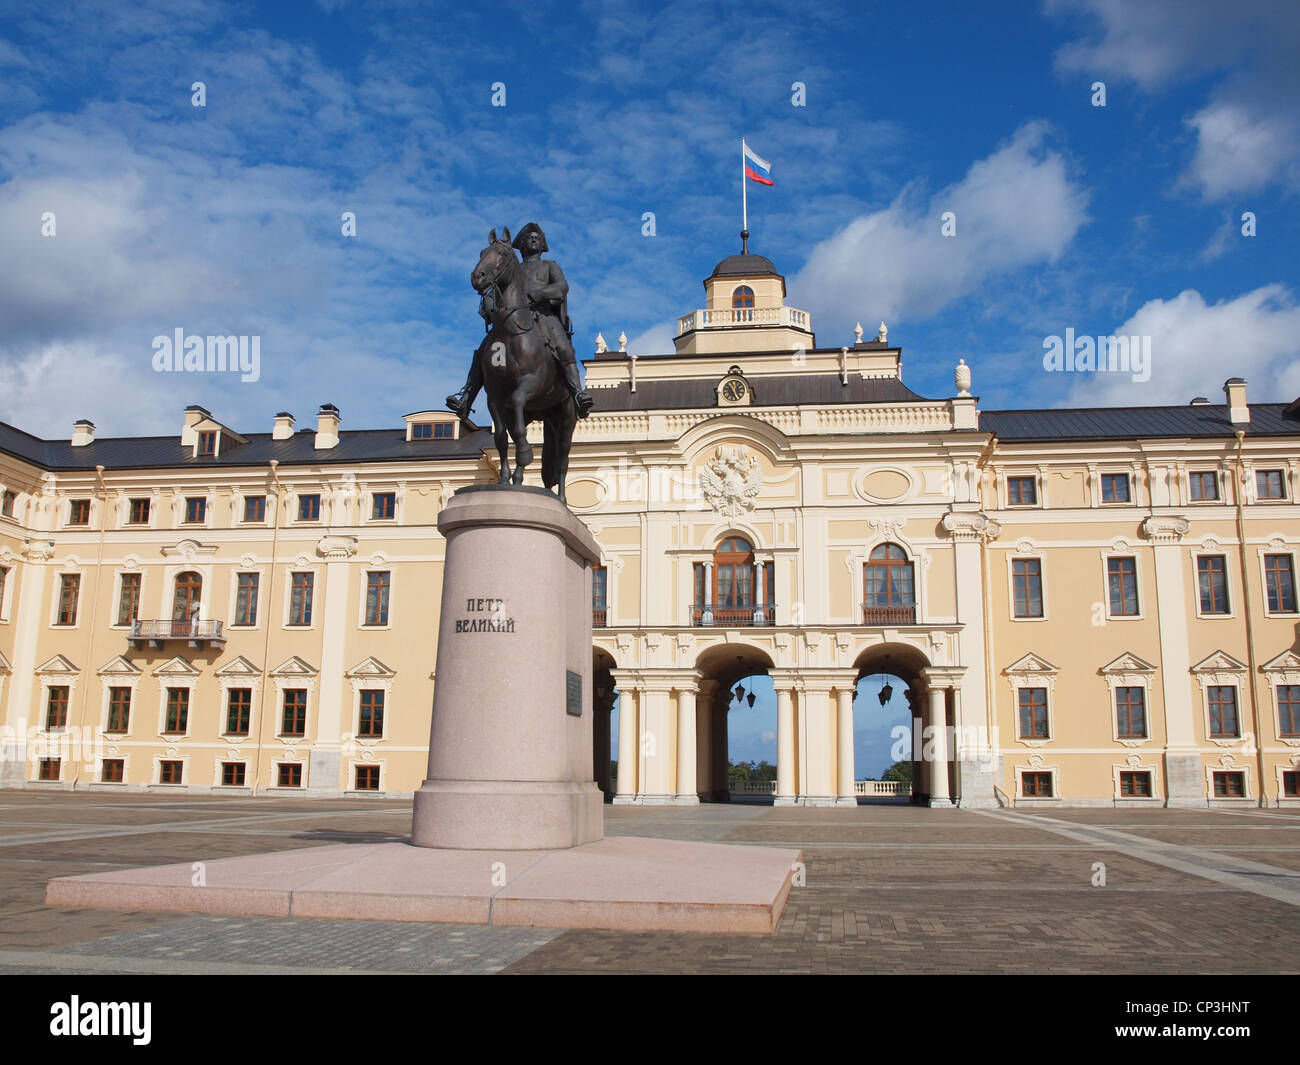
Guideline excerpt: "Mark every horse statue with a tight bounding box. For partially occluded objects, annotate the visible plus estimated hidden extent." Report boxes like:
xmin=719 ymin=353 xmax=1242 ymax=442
xmin=469 ymin=227 xmax=579 ymax=503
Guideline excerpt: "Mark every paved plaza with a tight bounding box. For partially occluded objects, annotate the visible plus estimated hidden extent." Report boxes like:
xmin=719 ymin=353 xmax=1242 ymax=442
xmin=3 ymin=791 xmax=1299 ymax=975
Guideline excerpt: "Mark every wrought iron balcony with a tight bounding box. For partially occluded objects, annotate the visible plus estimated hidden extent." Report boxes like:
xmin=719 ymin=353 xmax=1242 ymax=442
xmin=691 ymin=603 xmax=776 ymax=627
xmin=592 ymin=607 xmax=608 ymax=628
xmin=862 ymin=604 xmax=916 ymax=625
xmin=129 ymin=619 xmax=226 ymax=650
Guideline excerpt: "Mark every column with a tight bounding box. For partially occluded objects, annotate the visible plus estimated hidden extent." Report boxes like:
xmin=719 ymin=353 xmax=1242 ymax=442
xmin=702 ymin=562 xmax=714 ymax=624
xmin=675 ymin=685 xmax=699 ymax=804
xmin=613 ymin=683 xmax=638 ymax=804
xmin=775 ymin=685 xmax=796 ymax=805
xmin=592 ymin=682 xmax=614 ymax=798
xmin=908 ymin=686 xmax=928 ymax=803
xmin=641 ymin=687 xmax=674 ymax=803
xmin=0 ymin=544 xmax=52 ymax=787
xmin=754 ymin=561 xmax=766 ymax=625
xmin=308 ymin=539 xmax=354 ymax=796
xmin=928 ymin=685 xmax=951 ymax=806
xmin=695 ymin=679 xmax=715 ymax=800
xmin=836 ymin=687 xmax=856 ymax=806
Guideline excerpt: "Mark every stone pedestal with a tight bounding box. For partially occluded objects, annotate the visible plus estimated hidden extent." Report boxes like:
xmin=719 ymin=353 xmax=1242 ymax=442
xmin=410 ymin=485 xmax=604 ymax=850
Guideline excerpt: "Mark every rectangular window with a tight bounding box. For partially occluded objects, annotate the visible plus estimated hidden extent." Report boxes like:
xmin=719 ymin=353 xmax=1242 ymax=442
xmin=281 ymin=689 xmax=307 ymax=736
xmin=1 ymin=490 xmax=14 ymax=517
xmin=226 ymin=688 xmax=252 ymax=735
xmin=221 ymin=762 xmax=246 ymax=787
xmin=165 ymin=688 xmax=190 ymax=733
xmin=1011 ymin=558 xmax=1043 ymax=618
xmin=411 ymin=423 xmax=433 ymax=439
xmin=128 ymin=498 xmax=151 ymax=524
xmin=1115 ymin=686 xmax=1147 ymax=739
xmin=1256 ymin=469 xmax=1286 ymax=500
xmin=1007 ymin=476 xmax=1037 ymax=506
xmin=1265 ymin=555 xmax=1297 ymax=613
xmin=278 ymin=763 xmax=303 ymax=788
xmin=1119 ymin=771 xmax=1153 ymax=797
xmin=365 ymin=571 xmax=390 ymax=625
xmin=1284 ymin=770 xmax=1299 ymax=797
xmin=693 ymin=563 xmax=705 ymax=605
xmin=1101 ymin=473 xmax=1131 ymax=503
xmin=1189 ymin=471 xmax=1219 ymax=501
xmin=1208 ymin=685 xmax=1239 ymax=738
xmin=38 ymin=758 xmax=60 ymax=781
xmin=1022 ymin=771 xmax=1053 ymax=797
xmin=101 ymin=758 xmax=124 ymax=783
xmin=243 ymin=495 xmax=266 ymax=522
xmin=355 ymin=765 xmax=380 ymax=791
xmin=0 ymin=565 xmax=7 ymax=612
xmin=1107 ymin=557 xmax=1139 ymax=616
xmin=289 ymin=573 xmax=313 ymax=625
xmin=117 ymin=573 xmax=141 ymax=626
xmin=297 ymin=494 xmax=321 ymax=521
xmin=45 ymin=686 xmax=69 ymax=729
xmin=434 ymin=422 xmax=454 ymax=438
xmin=56 ymin=573 xmax=80 ymax=625
xmin=358 ymin=690 xmax=385 ymax=737
xmin=197 ymin=430 xmax=217 ymax=456
xmin=1196 ymin=555 xmax=1230 ymax=614
xmin=159 ymin=760 xmax=183 ymax=785
xmin=1212 ymin=771 xmax=1245 ymax=797
xmin=235 ymin=572 xmax=259 ymax=626
xmin=1277 ymin=684 xmax=1300 ymax=738
xmin=106 ymin=687 xmax=131 ymax=732
xmin=68 ymin=499 xmax=90 ymax=525
xmin=1017 ymin=688 xmax=1049 ymax=739
xmin=184 ymin=497 xmax=206 ymax=524
xmin=372 ymin=492 xmax=396 ymax=520
xmin=593 ymin=566 xmax=607 ymax=626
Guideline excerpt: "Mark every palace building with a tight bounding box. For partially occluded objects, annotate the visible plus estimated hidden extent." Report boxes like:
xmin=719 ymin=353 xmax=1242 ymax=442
xmin=2 ymin=245 xmax=1299 ymax=808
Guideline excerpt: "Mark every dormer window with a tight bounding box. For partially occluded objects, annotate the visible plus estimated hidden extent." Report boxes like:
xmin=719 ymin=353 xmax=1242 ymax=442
xmin=197 ymin=431 xmax=217 ymax=456
xmin=412 ymin=423 xmax=454 ymax=440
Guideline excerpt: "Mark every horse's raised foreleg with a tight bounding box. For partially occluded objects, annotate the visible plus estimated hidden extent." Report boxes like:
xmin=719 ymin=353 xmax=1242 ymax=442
xmin=510 ymin=389 xmax=533 ymax=485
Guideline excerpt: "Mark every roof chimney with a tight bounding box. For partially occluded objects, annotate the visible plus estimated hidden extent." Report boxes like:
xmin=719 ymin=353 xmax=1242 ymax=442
xmin=71 ymin=419 xmax=95 ymax=447
xmin=272 ymin=411 xmax=295 ymax=440
xmin=314 ymin=404 xmax=340 ymax=450
xmin=1223 ymin=378 xmax=1249 ymax=424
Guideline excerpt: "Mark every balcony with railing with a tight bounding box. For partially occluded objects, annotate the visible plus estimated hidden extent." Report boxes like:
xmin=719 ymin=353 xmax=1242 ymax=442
xmin=691 ymin=603 xmax=776 ymax=627
xmin=592 ymin=607 xmax=607 ymax=628
xmin=129 ymin=619 xmax=225 ymax=650
xmin=676 ymin=305 xmax=811 ymax=335
xmin=862 ymin=604 xmax=917 ymax=625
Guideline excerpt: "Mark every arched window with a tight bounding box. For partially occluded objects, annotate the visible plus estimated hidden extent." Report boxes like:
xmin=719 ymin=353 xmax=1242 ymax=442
xmin=693 ymin=537 xmax=774 ymax=625
xmin=863 ymin=544 xmax=915 ymax=624
xmin=173 ymin=571 xmax=202 ymax=633
xmin=732 ymin=286 xmax=754 ymax=321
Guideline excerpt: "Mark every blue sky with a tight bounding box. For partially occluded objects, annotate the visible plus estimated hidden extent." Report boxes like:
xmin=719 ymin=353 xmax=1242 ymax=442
xmin=1 ymin=0 xmax=1297 ymax=435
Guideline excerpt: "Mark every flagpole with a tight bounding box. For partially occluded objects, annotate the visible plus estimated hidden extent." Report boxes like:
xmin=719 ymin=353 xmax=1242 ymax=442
xmin=741 ymin=137 xmax=748 ymax=252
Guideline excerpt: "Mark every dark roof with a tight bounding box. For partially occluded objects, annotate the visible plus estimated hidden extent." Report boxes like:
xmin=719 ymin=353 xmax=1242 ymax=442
xmin=981 ymin=403 xmax=1300 ymax=441
xmin=0 ymin=421 xmax=493 ymax=472
xmin=591 ymin=373 xmax=928 ymax=411
xmin=710 ymin=253 xmax=780 ymax=278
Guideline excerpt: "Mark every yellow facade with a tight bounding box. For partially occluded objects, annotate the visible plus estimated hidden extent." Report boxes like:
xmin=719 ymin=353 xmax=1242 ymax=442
xmin=2 ymin=251 xmax=1298 ymax=809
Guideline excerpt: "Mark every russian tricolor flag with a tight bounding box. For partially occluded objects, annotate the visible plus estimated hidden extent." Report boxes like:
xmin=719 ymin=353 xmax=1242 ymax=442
xmin=743 ymin=141 xmax=773 ymax=186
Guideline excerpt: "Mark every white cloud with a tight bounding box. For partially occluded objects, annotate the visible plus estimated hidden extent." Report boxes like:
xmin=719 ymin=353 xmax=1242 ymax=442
xmin=1183 ymin=100 xmax=1299 ymax=199
xmin=789 ymin=123 xmax=1088 ymax=329
xmin=1063 ymin=284 xmax=1300 ymax=407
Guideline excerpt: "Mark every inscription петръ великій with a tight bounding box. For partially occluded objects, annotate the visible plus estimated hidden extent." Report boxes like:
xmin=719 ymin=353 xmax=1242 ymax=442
xmin=454 ymin=598 xmax=516 ymax=633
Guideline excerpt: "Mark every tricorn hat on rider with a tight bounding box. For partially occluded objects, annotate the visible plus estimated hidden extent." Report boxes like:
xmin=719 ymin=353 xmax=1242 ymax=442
xmin=511 ymin=222 xmax=548 ymax=253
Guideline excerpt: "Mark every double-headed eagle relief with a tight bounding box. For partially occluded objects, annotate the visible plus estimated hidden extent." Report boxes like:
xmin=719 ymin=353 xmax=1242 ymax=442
xmin=698 ymin=444 xmax=763 ymax=516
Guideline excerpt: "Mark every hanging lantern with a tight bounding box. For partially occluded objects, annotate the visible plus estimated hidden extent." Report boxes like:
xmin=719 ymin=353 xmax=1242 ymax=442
xmin=878 ymin=681 xmax=893 ymax=707
xmin=734 ymin=684 xmax=745 ymax=703
xmin=746 ymin=690 xmax=756 ymax=708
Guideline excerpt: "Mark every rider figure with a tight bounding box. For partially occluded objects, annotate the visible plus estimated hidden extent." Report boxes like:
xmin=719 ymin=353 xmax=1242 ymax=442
xmin=445 ymin=222 xmax=594 ymax=420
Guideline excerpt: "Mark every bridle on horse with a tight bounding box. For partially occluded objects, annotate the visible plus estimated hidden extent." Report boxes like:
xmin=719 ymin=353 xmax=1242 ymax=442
xmin=481 ymin=241 xmax=537 ymax=337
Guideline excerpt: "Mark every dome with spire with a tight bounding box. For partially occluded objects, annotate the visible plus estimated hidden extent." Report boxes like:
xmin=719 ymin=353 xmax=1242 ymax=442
xmin=709 ymin=251 xmax=780 ymax=279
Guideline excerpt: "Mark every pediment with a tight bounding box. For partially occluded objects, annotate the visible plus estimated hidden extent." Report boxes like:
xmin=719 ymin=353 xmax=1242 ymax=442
xmin=1190 ymin=650 xmax=1247 ymax=673
xmin=36 ymin=654 xmax=80 ymax=675
xmin=97 ymin=655 xmax=142 ymax=677
xmin=215 ymin=655 xmax=261 ymax=677
xmin=1005 ymin=653 xmax=1059 ymax=675
xmin=1100 ymin=652 xmax=1157 ymax=674
xmin=345 ymin=656 xmax=395 ymax=679
xmin=1261 ymin=649 xmax=1300 ymax=673
xmin=270 ymin=656 xmax=318 ymax=677
xmin=153 ymin=656 xmax=200 ymax=677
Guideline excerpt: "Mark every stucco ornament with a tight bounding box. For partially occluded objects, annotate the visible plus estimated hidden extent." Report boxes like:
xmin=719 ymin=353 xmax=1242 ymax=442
xmin=698 ymin=444 xmax=762 ymax=516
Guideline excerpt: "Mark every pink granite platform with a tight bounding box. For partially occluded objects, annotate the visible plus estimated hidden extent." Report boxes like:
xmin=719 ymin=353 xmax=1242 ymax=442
xmin=45 ymin=836 xmax=802 ymax=933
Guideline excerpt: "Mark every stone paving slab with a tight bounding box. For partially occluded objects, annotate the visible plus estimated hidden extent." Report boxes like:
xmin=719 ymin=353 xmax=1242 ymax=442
xmin=45 ymin=836 xmax=803 ymax=933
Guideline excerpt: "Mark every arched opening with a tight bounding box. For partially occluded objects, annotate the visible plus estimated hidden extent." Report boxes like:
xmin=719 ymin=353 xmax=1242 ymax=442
xmin=851 ymin=645 xmax=932 ymax=804
xmin=172 ymin=572 xmax=202 ymax=635
xmin=731 ymin=285 xmax=754 ymax=320
xmin=863 ymin=543 xmax=915 ymax=625
xmin=593 ymin=648 xmax=616 ymax=801
xmin=695 ymin=645 xmax=775 ymax=803
xmin=693 ymin=536 xmax=774 ymax=626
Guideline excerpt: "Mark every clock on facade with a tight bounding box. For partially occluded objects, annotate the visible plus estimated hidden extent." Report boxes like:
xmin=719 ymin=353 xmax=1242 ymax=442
xmin=721 ymin=378 xmax=747 ymax=403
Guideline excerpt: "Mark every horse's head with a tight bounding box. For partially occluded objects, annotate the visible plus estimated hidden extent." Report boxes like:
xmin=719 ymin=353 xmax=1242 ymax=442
xmin=471 ymin=226 xmax=517 ymax=294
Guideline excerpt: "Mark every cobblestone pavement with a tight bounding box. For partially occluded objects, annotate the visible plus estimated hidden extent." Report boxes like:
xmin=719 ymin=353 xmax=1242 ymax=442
xmin=4 ymin=792 xmax=1298 ymax=974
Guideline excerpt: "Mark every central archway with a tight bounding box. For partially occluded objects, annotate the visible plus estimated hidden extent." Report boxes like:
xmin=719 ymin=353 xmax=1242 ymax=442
xmin=694 ymin=644 xmax=776 ymax=802
xmin=852 ymin=643 xmax=932 ymax=804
